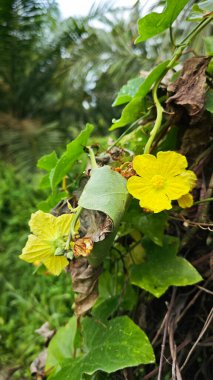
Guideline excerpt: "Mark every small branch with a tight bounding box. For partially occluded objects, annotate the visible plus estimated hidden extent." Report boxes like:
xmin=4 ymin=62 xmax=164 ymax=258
xmin=157 ymin=289 xmax=176 ymax=380
xmin=196 ymin=285 xmax=213 ymax=296
xmin=180 ymin=307 xmax=213 ymax=370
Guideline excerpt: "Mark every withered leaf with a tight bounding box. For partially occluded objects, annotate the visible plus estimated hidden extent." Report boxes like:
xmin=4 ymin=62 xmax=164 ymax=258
xmin=80 ymin=209 xmax=113 ymax=243
xmin=69 ymin=258 xmax=102 ymax=316
xmin=30 ymin=349 xmax=47 ymax=378
xmin=167 ymin=56 xmax=210 ymax=117
xmin=35 ymin=322 xmax=55 ymax=343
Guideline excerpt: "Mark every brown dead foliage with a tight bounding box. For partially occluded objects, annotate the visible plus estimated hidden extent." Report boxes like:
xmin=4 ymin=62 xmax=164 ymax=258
xmin=167 ymin=56 xmax=210 ymax=118
xmin=68 ymin=258 xmax=102 ymax=316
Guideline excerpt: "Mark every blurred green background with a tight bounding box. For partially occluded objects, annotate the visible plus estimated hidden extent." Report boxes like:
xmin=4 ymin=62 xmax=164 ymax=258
xmin=0 ymin=0 xmax=210 ymax=378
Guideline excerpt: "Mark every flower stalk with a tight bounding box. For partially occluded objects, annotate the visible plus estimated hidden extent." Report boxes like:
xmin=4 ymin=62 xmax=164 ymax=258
xmin=65 ymin=205 xmax=82 ymax=250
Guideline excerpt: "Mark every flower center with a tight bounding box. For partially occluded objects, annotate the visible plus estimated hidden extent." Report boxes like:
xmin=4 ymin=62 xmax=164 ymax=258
xmin=151 ymin=175 xmax=165 ymax=189
xmin=53 ymin=238 xmax=66 ymax=256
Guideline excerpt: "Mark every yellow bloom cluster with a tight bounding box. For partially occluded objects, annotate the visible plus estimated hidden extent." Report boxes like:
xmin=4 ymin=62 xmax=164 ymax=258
xmin=19 ymin=211 xmax=76 ymax=275
xmin=127 ymin=151 xmax=196 ymax=213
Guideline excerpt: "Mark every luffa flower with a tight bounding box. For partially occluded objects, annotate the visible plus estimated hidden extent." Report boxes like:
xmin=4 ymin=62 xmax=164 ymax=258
xmin=127 ymin=151 xmax=196 ymax=213
xmin=177 ymin=170 xmax=197 ymax=208
xmin=19 ymin=210 xmax=77 ymax=275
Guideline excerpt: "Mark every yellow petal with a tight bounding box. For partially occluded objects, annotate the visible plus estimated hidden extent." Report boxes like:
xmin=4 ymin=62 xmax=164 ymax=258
xmin=29 ymin=211 xmax=57 ymax=240
xmin=20 ymin=235 xmax=54 ymax=263
xmin=56 ymin=213 xmax=75 ymax=236
xmin=127 ymin=176 xmax=151 ymax=200
xmin=42 ymin=256 xmax=69 ymax=276
xmin=139 ymin=189 xmax=172 ymax=213
xmin=132 ymin=154 xmax=157 ymax=179
xmin=180 ymin=170 xmax=197 ymax=191
xmin=178 ymin=193 xmax=194 ymax=208
xmin=165 ymin=176 xmax=190 ymax=200
xmin=157 ymin=151 xmax=188 ymax=177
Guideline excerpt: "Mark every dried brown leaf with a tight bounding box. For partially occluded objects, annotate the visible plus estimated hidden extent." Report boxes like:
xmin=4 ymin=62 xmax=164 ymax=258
xmin=30 ymin=349 xmax=47 ymax=378
xmin=167 ymin=56 xmax=210 ymax=117
xmin=80 ymin=209 xmax=113 ymax=242
xmin=35 ymin=322 xmax=55 ymax=343
xmin=69 ymin=258 xmax=102 ymax=316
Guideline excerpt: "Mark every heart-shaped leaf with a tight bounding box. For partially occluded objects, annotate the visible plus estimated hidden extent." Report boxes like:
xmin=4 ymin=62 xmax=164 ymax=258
xmin=136 ymin=0 xmax=189 ymax=43
xmin=49 ymin=123 xmax=94 ymax=190
xmin=50 ymin=316 xmax=155 ymax=380
xmin=110 ymin=61 xmax=169 ymax=130
xmin=131 ymin=236 xmax=202 ymax=297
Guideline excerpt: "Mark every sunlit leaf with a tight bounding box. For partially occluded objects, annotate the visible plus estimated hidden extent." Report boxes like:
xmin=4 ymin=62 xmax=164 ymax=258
xmin=187 ymin=1 xmax=213 ymax=21
xmin=113 ymin=77 xmax=144 ymax=107
xmin=49 ymin=123 xmax=94 ymax=190
xmin=110 ymin=61 xmax=169 ymax=130
xmin=136 ymin=0 xmax=189 ymax=43
xmin=110 ymin=97 xmax=144 ymax=130
xmin=131 ymin=236 xmax=202 ymax=298
xmin=37 ymin=151 xmax=58 ymax=171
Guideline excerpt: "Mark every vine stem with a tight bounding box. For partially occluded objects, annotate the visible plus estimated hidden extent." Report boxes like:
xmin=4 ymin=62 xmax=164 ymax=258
xmin=87 ymin=146 xmax=98 ymax=169
xmin=144 ymin=79 xmax=163 ymax=154
xmin=193 ymin=197 xmax=213 ymax=205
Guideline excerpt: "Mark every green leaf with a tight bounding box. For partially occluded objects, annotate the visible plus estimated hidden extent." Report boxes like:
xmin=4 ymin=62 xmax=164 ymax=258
xmin=78 ymin=166 xmax=128 ymax=226
xmin=135 ymin=213 xmax=168 ymax=246
xmin=38 ymin=173 xmax=51 ymax=189
xmin=134 ymin=61 xmax=169 ymax=98
xmin=49 ymin=123 xmax=94 ymax=190
xmin=204 ymin=36 xmax=213 ymax=56
xmin=110 ymin=97 xmax=145 ymax=130
xmin=125 ymin=201 xmax=168 ymax=246
xmin=205 ymin=89 xmax=213 ymax=113
xmin=136 ymin=0 xmax=189 ymax=43
xmin=113 ymin=77 xmax=144 ymax=107
xmin=37 ymin=191 xmax=67 ymax=212
xmin=46 ymin=316 xmax=77 ymax=371
xmin=37 ymin=151 xmax=58 ymax=171
xmin=187 ymin=1 xmax=213 ymax=21
xmin=110 ymin=61 xmax=169 ymax=130
xmin=92 ymin=296 xmax=119 ymax=321
xmin=131 ymin=236 xmax=202 ymax=298
xmin=197 ymin=0 xmax=213 ymax=12
xmin=51 ymin=316 xmax=155 ymax=380
xmin=78 ymin=166 xmax=129 ymax=267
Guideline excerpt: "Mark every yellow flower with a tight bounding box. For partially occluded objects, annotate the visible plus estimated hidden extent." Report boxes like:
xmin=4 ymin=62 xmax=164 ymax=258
xmin=177 ymin=170 xmax=197 ymax=208
xmin=127 ymin=151 xmax=196 ymax=213
xmin=19 ymin=210 xmax=77 ymax=275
